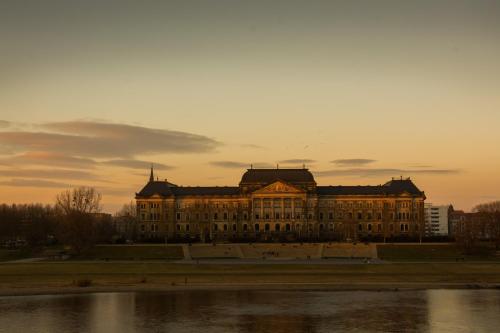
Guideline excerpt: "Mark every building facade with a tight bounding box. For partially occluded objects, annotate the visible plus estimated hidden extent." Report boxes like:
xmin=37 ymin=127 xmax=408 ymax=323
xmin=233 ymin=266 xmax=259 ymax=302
xmin=135 ymin=167 xmax=426 ymax=242
xmin=424 ymin=204 xmax=450 ymax=237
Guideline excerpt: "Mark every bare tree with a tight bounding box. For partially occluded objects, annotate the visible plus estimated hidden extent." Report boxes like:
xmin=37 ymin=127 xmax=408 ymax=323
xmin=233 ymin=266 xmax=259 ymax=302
xmin=55 ymin=187 xmax=102 ymax=215
xmin=114 ymin=201 xmax=138 ymax=241
xmin=54 ymin=187 xmax=102 ymax=254
xmin=116 ymin=201 xmax=136 ymax=218
xmin=473 ymin=201 xmax=500 ymax=213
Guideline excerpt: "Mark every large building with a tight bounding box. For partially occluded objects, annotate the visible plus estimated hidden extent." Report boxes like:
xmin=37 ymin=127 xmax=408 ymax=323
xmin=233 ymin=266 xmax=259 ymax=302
xmin=424 ymin=204 xmax=450 ymax=236
xmin=135 ymin=167 xmax=426 ymax=242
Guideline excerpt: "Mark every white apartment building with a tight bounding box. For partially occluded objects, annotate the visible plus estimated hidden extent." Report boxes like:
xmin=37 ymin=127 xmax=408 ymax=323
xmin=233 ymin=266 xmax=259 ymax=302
xmin=424 ymin=204 xmax=450 ymax=236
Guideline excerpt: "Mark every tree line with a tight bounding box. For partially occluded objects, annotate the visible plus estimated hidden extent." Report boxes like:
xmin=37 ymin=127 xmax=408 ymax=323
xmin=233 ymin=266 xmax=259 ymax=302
xmin=0 ymin=187 xmax=136 ymax=254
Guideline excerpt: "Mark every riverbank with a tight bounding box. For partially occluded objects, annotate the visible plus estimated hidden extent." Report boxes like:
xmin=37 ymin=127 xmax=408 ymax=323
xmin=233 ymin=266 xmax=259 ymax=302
xmin=2 ymin=261 xmax=500 ymax=296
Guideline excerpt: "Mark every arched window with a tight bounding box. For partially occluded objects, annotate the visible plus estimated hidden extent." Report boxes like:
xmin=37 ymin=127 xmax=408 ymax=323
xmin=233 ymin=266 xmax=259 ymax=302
xmin=275 ymin=224 xmax=280 ymax=231
xmin=358 ymin=223 xmax=363 ymax=231
xmin=265 ymin=223 xmax=270 ymax=231
xmin=285 ymin=223 xmax=291 ymax=231
xmin=243 ymin=224 xmax=248 ymax=231
xmin=254 ymin=224 xmax=260 ymax=232
xmin=357 ymin=212 xmax=363 ymax=220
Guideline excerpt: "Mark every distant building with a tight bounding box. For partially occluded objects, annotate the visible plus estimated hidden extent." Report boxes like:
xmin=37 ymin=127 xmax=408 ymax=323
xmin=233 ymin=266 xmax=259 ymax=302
xmin=135 ymin=167 xmax=426 ymax=242
xmin=449 ymin=209 xmax=499 ymax=240
xmin=424 ymin=204 xmax=450 ymax=236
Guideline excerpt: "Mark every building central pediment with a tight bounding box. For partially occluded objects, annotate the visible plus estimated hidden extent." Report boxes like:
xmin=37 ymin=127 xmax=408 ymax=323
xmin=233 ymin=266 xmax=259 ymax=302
xmin=252 ymin=180 xmax=305 ymax=194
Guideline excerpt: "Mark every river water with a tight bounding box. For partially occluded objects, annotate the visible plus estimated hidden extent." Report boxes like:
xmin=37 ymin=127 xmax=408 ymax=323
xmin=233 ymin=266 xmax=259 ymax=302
xmin=1 ymin=289 xmax=500 ymax=332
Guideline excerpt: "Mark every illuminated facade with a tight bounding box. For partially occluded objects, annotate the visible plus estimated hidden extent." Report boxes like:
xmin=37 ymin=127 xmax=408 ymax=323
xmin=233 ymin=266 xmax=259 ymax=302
xmin=136 ymin=167 xmax=426 ymax=242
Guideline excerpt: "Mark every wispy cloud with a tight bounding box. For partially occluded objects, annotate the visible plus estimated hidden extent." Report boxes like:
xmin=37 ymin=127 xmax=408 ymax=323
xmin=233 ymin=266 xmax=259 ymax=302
xmin=279 ymin=159 xmax=316 ymax=164
xmin=102 ymin=159 xmax=173 ymax=170
xmin=209 ymin=161 xmax=250 ymax=169
xmin=0 ymin=152 xmax=97 ymax=169
xmin=240 ymin=144 xmax=265 ymax=149
xmin=209 ymin=161 xmax=274 ymax=169
xmin=331 ymin=159 xmax=376 ymax=166
xmin=0 ymin=179 xmax=70 ymax=188
xmin=315 ymin=168 xmax=460 ymax=178
xmin=0 ymin=168 xmax=101 ymax=180
xmin=0 ymin=120 xmax=220 ymax=158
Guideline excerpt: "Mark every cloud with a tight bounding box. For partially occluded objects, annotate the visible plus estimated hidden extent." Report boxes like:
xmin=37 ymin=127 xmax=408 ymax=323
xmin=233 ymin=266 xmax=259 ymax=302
xmin=0 ymin=168 xmax=101 ymax=180
xmin=102 ymin=159 xmax=173 ymax=170
xmin=279 ymin=159 xmax=316 ymax=164
xmin=209 ymin=161 xmax=250 ymax=169
xmin=0 ymin=179 xmax=70 ymax=188
xmin=0 ymin=120 xmax=10 ymax=128
xmin=331 ymin=159 xmax=376 ymax=166
xmin=0 ymin=152 xmax=98 ymax=169
xmin=0 ymin=120 xmax=220 ymax=158
xmin=240 ymin=144 xmax=265 ymax=149
xmin=209 ymin=161 xmax=274 ymax=169
xmin=315 ymin=168 xmax=460 ymax=178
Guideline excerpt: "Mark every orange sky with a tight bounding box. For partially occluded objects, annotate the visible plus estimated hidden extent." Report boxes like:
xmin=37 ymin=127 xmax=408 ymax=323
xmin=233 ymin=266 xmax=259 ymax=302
xmin=1 ymin=1 xmax=499 ymax=212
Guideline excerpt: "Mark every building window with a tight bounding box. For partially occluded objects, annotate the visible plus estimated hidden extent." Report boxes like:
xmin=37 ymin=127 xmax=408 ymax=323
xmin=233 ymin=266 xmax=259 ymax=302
xmin=319 ymin=224 xmax=324 ymax=231
xmin=214 ymin=213 xmax=218 ymax=220
xmin=357 ymin=212 xmax=363 ymax=220
xmin=378 ymin=224 xmax=382 ymax=232
xmin=329 ymin=212 xmax=333 ymax=220
xmin=140 ymin=224 xmax=145 ymax=232
xmin=223 ymin=212 xmax=228 ymax=220
xmin=255 ymin=224 xmax=260 ymax=232
xmin=176 ymin=224 xmax=181 ymax=231
xmin=308 ymin=214 xmax=313 ymax=220
xmin=275 ymin=212 xmax=280 ymax=220
xmin=213 ymin=224 xmax=218 ymax=231
xmin=186 ymin=224 xmax=190 ymax=232
xmin=368 ymin=224 xmax=372 ymax=232
xmin=255 ymin=214 xmax=260 ymax=220
xmin=319 ymin=212 xmax=324 ymax=220
xmin=265 ymin=213 xmax=270 ymax=220
xmin=223 ymin=224 xmax=228 ymax=231
xmin=358 ymin=223 xmax=363 ymax=231
xmin=176 ymin=213 xmax=181 ymax=221
xmin=275 ymin=224 xmax=280 ymax=231
xmin=286 ymin=223 xmax=291 ymax=231
xmin=243 ymin=213 xmax=247 ymax=220
xmin=265 ymin=223 xmax=270 ymax=231
xmin=232 ymin=224 xmax=237 ymax=231
xmin=243 ymin=224 xmax=248 ymax=231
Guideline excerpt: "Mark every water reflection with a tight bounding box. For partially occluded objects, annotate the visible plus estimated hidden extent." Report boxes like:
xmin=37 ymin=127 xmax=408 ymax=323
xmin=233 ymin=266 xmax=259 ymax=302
xmin=1 ymin=289 xmax=499 ymax=332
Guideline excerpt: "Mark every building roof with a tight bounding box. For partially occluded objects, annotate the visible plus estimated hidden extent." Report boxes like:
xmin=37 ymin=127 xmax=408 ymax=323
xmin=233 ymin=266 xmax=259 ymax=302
xmin=136 ymin=181 xmax=175 ymax=197
xmin=136 ymin=181 xmax=240 ymax=197
xmin=171 ymin=187 xmax=240 ymax=196
xmin=317 ymin=179 xmax=424 ymax=196
xmin=240 ymin=168 xmax=316 ymax=185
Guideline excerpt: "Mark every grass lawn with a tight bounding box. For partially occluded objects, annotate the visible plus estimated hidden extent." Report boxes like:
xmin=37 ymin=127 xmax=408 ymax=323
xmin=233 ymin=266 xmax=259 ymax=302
xmin=0 ymin=249 xmax=36 ymax=262
xmin=377 ymin=244 xmax=498 ymax=261
xmin=2 ymin=262 xmax=500 ymax=290
xmin=77 ymin=245 xmax=184 ymax=260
